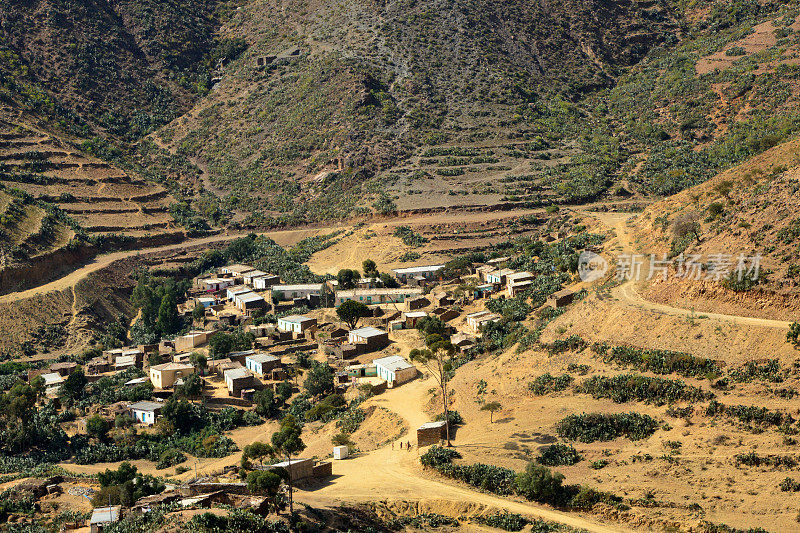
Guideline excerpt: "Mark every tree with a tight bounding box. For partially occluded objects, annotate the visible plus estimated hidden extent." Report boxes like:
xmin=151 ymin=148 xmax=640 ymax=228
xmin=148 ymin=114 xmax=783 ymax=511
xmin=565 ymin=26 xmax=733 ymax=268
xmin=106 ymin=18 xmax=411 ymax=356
xmin=191 ymin=352 xmax=208 ymax=375
xmin=148 ymin=352 xmax=164 ymax=367
xmin=671 ymin=211 xmax=701 ymax=243
xmin=242 ymin=441 xmax=277 ymax=465
xmin=410 ymin=337 xmax=456 ymax=446
xmin=416 ymin=315 xmax=449 ymax=338
xmin=336 ymin=300 xmax=371 ymax=329
xmin=131 ymin=273 xmax=159 ymax=323
xmin=161 ymin=397 xmax=200 ymax=434
xmin=481 ymin=401 xmax=502 ymax=423
xmin=275 ymin=381 xmax=293 ymax=404
xmin=86 ymin=415 xmax=109 ymax=440
xmin=304 ymin=363 xmax=334 ymax=397
xmin=209 ymin=330 xmax=254 ymax=357
xmin=789 ymin=322 xmax=800 ymax=349
xmin=362 ymin=259 xmax=378 ymax=279
xmin=331 ymin=431 xmax=353 ymax=447
xmin=243 ymin=441 xmax=275 ymax=467
xmin=157 ymin=293 xmax=182 ymax=336
xmin=336 ymin=269 xmax=360 ymax=289
xmin=254 ymin=388 xmax=280 ymax=419
xmin=271 ymin=415 xmax=306 ymax=514
xmin=193 ymin=303 xmax=206 ymax=323
xmin=379 ymin=272 xmax=399 ymax=288
xmin=515 ymin=463 xmax=569 ymax=506
xmin=176 ymin=373 xmax=203 ymax=401
xmin=246 ymin=470 xmax=282 ymax=498
xmin=61 ymin=369 xmax=88 ymax=401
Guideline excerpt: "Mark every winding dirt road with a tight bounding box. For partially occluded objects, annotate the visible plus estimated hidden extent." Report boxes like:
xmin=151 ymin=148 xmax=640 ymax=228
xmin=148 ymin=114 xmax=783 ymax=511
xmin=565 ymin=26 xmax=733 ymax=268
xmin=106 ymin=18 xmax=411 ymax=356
xmin=293 ymin=375 xmax=632 ymax=533
xmin=0 ymin=228 xmax=329 ymax=305
xmin=588 ymin=211 xmax=793 ymax=330
xmin=0 ymin=209 xmax=544 ymax=305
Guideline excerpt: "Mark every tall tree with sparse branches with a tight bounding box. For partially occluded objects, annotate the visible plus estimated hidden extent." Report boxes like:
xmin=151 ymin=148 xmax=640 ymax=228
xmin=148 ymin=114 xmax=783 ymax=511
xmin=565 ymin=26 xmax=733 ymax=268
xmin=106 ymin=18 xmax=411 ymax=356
xmin=410 ymin=334 xmax=456 ymax=446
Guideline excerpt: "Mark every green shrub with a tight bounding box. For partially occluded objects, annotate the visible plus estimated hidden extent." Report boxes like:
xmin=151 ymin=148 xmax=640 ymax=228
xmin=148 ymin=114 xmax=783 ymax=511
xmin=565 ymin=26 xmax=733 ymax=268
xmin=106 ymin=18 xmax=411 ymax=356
xmin=735 ymin=452 xmax=797 ymax=469
xmin=476 ymin=512 xmax=528 ymax=531
xmin=556 ymin=412 xmax=659 ymax=443
xmin=514 ymin=463 xmax=573 ymax=507
xmin=576 ymin=374 xmax=714 ymax=405
xmin=780 ymin=477 xmax=800 ymax=492
xmin=420 ymin=446 xmax=462 ymax=468
xmin=536 ymin=444 xmax=582 ymax=466
xmin=393 ymin=226 xmax=429 ymax=247
xmin=529 ymin=373 xmax=573 ymax=395
xmin=705 ymin=400 xmax=794 ymax=429
xmin=592 ymin=343 xmax=719 ymax=378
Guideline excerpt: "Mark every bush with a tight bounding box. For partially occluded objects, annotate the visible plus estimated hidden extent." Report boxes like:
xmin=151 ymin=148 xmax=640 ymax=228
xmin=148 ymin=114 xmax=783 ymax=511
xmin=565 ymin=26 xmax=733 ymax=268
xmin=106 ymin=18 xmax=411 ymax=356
xmin=593 ymin=343 xmax=719 ymax=378
xmin=546 ymin=335 xmax=587 ymax=354
xmin=706 ymin=400 xmax=794 ymax=429
xmin=735 ymin=452 xmax=797 ymax=469
xmin=476 ymin=512 xmax=528 ymax=531
xmin=156 ymin=448 xmax=186 ymax=470
xmin=393 ymin=226 xmax=429 ymax=247
xmin=439 ymin=462 xmax=518 ymax=495
xmin=434 ymin=410 xmax=463 ymax=426
xmin=576 ymin=374 xmax=714 ymax=405
xmin=536 ymin=444 xmax=582 ymax=466
xmin=556 ymin=412 xmax=659 ymax=443
xmin=515 ymin=463 xmax=572 ymax=506
xmin=780 ymin=478 xmax=800 ymax=492
xmin=420 ymin=446 xmax=462 ymax=468
xmin=529 ymin=373 xmax=573 ymax=395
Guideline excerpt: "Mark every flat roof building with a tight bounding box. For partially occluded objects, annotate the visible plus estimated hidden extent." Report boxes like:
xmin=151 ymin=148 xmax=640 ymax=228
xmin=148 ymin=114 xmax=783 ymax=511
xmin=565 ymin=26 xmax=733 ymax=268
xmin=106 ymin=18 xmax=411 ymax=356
xmin=271 ymin=284 xmax=323 ymax=301
xmin=392 ymin=264 xmax=445 ymax=282
xmin=335 ymin=287 xmax=423 ymax=306
xmin=277 ymin=315 xmax=317 ymax=334
xmin=373 ymin=355 xmax=417 ymax=386
xmin=245 ymin=353 xmax=282 ymax=376
xmin=149 ymin=362 xmax=195 ymax=389
xmin=224 ymin=367 xmax=254 ymax=397
xmin=90 ymin=506 xmax=121 ymax=533
xmin=348 ymin=326 xmax=389 ymax=351
xmin=129 ymin=401 xmax=163 ymax=426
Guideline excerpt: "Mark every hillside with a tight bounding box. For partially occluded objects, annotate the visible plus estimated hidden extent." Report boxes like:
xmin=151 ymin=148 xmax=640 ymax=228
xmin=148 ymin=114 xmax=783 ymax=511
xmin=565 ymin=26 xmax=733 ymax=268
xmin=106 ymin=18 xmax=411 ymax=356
xmin=151 ymin=0 xmax=679 ymax=223
xmin=0 ymin=0 xmax=240 ymax=140
xmin=0 ymin=107 xmax=187 ymax=293
xmin=628 ymin=136 xmax=800 ymax=319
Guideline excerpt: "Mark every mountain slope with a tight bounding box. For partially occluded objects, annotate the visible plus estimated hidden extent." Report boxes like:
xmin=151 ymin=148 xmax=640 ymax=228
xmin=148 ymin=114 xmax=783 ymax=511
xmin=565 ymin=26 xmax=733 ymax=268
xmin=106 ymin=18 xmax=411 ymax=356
xmin=631 ymin=136 xmax=800 ymax=318
xmin=151 ymin=0 xmax=679 ymax=223
xmin=0 ymin=0 xmax=237 ymax=140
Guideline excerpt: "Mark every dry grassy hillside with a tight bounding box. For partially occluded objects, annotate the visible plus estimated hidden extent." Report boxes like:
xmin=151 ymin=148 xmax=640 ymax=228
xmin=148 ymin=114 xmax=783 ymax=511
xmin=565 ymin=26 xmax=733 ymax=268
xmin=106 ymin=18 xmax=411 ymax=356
xmin=152 ymin=0 xmax=677 ymax=222
xmin=631 ymin=137 xmax=800 ymax=318
xmin=0 ymin=115 xmax=177 ymax=237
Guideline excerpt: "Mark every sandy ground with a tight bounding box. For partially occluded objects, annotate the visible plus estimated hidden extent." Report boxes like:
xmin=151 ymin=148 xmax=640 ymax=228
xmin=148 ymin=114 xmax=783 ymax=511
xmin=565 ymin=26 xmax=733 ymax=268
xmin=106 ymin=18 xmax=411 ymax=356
xmin=24 ymin=207 xmax=800 ymax=531
xmin=583 ymin=211 xmax=793 ymax=330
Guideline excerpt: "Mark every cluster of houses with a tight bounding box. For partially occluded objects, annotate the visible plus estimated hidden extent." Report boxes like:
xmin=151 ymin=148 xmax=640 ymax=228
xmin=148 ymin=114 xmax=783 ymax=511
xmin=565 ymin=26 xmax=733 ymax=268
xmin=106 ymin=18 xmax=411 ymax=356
xmin=12 ymin=245 xmax=598 ymax=526
xmin=191 ymin=263 xmax=448 ymax=319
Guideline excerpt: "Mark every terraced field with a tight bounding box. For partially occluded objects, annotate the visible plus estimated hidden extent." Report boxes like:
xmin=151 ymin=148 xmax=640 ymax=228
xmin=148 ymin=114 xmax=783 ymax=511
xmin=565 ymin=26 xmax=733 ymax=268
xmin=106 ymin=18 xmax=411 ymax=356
xmin=382 ymin=140 xmax=580 ymax=211
xmin=0 ymin=115 xmax=176 ymax=238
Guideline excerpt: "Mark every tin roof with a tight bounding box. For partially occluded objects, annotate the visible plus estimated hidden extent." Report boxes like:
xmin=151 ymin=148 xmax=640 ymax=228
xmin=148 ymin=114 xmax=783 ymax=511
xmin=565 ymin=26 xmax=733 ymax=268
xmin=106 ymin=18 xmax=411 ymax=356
xmin=373 ymin=355 xmax=414 ymax=372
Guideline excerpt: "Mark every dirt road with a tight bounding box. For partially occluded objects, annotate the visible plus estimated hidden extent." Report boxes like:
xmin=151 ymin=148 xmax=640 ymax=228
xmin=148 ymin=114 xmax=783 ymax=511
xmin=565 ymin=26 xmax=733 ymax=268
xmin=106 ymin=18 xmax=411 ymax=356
xmin=291 ymin=375 xmax=632 ymax=533
xmin=0 ymin=227 xmax=330 ymax=305
xmin=587 ymin=211 xmax=793 ymax=330
xmin=0 ymin=209 xmax=543 ymax=305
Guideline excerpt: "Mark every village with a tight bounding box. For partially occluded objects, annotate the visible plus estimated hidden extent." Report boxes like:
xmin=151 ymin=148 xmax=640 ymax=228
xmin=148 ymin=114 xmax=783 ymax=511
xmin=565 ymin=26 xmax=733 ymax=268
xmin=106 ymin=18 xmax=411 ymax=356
xmin=14 ymin=251 xmax=579 ymax=531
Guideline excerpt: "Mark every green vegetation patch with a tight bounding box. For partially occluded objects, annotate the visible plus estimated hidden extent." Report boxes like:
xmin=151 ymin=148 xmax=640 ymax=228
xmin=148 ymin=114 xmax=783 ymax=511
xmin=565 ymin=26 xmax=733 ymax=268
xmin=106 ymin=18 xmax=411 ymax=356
xmin=555 ymin=412 xmax=659 ymax=443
